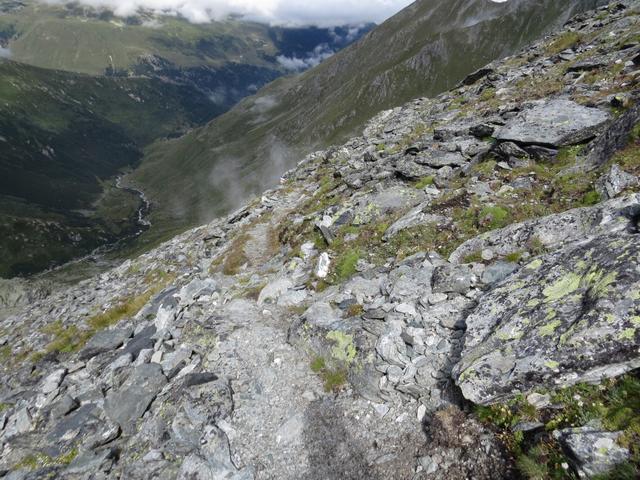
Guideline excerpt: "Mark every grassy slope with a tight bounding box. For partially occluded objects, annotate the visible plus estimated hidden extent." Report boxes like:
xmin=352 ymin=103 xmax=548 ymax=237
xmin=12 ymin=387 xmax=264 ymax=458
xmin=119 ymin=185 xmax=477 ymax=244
xmin=131 ymin=0 xmax=607 ymax=246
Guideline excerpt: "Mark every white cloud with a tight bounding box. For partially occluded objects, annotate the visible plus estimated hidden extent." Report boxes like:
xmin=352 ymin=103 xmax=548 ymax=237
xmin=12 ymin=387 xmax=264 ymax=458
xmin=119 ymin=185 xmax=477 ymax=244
xmin=43 ymin=0 xmax=415 ymax=26
xmin=277 ymin=43 xmax=335 ymax=71
xmin=0 ymin=46 xmax=11 ymax=58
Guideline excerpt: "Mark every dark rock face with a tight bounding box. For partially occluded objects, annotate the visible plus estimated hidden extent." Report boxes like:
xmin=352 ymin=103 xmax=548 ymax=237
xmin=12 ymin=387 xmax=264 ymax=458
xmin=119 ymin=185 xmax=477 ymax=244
xmin=79 ymin=328 xmax=133 ymax=361
xmin=585 ymin=100 xmax=640 ymax=167
xmin=454 ymin=230 xmax=640 ymax=405
xmin=461 ymin=68 xmax=494 ymax=86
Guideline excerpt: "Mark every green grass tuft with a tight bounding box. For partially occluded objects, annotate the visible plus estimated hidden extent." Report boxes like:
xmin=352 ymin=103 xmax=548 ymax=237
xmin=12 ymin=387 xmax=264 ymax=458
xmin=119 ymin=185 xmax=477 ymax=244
xmin=546 ymin=31 xmax=582 ymax=54
xmin=479 ymin=206 xmax=511 ymax=230
xmin=334 ymin=249 xmax=361 ymax=282
xmin=414 ymin=176 xmax=435 ymax=189
xmin=505 ymin=251 xmax=523 ymax=263
xmin=463 ymin=250 xmax=483 ymax=264
xmin=309 ymin=356 xmax=348 ymax=392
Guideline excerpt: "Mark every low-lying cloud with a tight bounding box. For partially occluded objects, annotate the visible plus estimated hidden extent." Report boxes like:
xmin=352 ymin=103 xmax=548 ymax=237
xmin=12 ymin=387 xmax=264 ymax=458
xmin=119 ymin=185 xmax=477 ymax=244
xmin=277 ymin=43 xmax=335 ymax=71
xmin=43 ymin=0 xmax=415 ymax=26
xmin=0 ymin=46 xmax=11 ymax=58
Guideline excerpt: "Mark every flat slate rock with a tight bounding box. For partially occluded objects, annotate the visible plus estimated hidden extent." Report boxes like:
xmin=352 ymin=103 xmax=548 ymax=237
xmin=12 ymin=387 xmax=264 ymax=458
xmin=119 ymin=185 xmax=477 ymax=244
xmin=79 ymin=327 xmax=133 ymax=360
xmin=553 ymin=424 xmax=630 ymax=477
xmin=495 ymin=99 xmax=609 ymax=147
xmin=104 ymin=363 xmax=167 ymax=433
xmin=122 ymin=325 xmax=156 ymax=360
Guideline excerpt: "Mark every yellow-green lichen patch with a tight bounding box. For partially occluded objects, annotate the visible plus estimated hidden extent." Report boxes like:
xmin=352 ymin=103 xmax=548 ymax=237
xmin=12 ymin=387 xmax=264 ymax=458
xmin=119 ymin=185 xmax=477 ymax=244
xmin=620 ymin=328 xmax=636 ymax=341
xmin=544 ymin=308 xmax=556 ymax=321
xmin=496 ymin=327 xmax=524 ymax=341
xmin=543 ymin=273 xmax=582 ymax=302
xmin=326 ymin=331 xmax=357 ymax=363
xmin=631 ymin=316 xmax=640 ymax=327
xmin=539 ymin=320 xmax=562 ymax=337
xmin=525 ymin=259 xmax=543 ymax=270
xmin=508 ymin=281 xmax=527 ymax=292
xmin=631 ymin=290 xmax=640 ymax=301
xmin=526 ymin=298 xmax=541 ymax=308
xmin=458 ymin=367 xmax=476 ymax=383
xmin=544 ymin=360 xmax=560 ymax=369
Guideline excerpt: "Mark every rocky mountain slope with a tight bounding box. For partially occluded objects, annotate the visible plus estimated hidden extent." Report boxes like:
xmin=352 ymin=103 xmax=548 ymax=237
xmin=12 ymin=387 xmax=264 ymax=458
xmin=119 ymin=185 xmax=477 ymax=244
xmin=130 ymin=0 xmax=608 ymax=248
xmin=1 ymin=1 xmax=640 ymax=479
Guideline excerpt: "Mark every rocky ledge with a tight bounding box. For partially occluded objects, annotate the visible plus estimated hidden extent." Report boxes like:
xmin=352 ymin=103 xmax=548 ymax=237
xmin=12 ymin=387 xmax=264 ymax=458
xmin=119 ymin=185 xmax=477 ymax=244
xmin=1 ymin=2 xmax=640 ymax=479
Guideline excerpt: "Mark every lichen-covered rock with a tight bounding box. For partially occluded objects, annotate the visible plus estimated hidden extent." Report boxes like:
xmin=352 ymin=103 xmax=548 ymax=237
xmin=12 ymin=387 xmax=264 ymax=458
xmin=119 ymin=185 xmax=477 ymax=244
xmin=596 ymin=164 xmax=638 ymax=200
xmin=454 ymin=231 xmax=640 ymax=405
xmin=553 ymin=423 xmax=630 ymax=478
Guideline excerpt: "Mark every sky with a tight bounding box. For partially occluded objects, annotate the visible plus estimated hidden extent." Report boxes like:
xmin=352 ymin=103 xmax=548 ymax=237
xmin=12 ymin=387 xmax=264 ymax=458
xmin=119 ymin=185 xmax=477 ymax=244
xmin=46 ymin=0 xmax=418 ymax=26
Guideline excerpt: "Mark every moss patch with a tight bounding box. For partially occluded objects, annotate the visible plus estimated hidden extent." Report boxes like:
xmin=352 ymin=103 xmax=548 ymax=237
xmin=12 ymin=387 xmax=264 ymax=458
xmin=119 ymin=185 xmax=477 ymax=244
xmin=309 ymin=355 xmax=348 ymax=392
xmin=414 ymin=175 xmax=435 ymax=189
xmin=13 ymin=447 xmax=79 ymax=471
xmin=334 ymin=249 xmax=361 ymax=283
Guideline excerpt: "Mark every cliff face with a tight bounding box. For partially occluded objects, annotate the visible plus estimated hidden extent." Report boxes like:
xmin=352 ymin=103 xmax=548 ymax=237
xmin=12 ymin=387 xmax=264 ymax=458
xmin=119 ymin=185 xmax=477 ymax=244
xmin=1 ymin=2 xmax=640 ymax=479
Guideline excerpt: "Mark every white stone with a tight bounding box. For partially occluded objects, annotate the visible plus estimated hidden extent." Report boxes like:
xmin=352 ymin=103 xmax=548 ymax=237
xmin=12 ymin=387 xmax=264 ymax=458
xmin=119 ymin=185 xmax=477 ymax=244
xmin=373 ymin=403 xmax=390 ymax=417
xmin=527 ymin=392 xmax=551 ymax=409
xmin=428 ymin=293 xmax=448 ymax=305
xmin=395 ymin=303 xmax=417 ymax=316
xmin=42 ymin=368 xmax=67 ymax=394
xmin=315 ymin=253 xmax=331 ymax=278
xmin=417 ymin=404 xmax=427 ymax=422
xmin=481 ymin=249 xmax=495 ymax=261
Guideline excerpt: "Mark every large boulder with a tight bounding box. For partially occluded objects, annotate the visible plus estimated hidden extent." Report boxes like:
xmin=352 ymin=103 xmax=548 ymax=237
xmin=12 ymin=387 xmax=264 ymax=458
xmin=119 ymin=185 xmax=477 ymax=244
xmin=494 ymin=99 xmax=609 ymax=147
xmin=453 ymin=230 xmax=640 ymax=405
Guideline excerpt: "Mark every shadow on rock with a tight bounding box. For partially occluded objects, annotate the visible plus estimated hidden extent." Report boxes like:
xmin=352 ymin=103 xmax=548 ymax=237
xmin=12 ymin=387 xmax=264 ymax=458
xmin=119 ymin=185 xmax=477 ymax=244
xmin=302 ymin=399 xmax=378 ymax=480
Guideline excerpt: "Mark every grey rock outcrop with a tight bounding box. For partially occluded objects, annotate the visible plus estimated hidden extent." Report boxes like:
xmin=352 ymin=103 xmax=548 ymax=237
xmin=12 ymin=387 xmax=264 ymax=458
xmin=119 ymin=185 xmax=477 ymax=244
xmin=454 ymin=224 xmax=640 ymax=405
